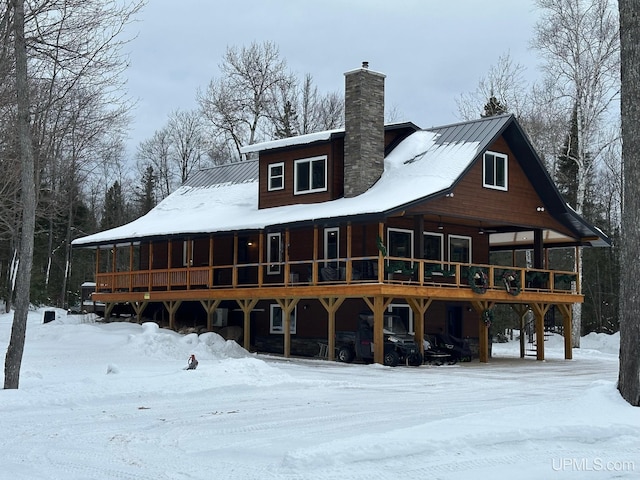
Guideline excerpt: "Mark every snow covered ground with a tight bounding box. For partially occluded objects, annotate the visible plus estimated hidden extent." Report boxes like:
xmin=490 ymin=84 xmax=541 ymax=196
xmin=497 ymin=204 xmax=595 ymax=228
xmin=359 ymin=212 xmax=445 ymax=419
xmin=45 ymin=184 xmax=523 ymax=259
xmin=1 ymin=307 xmax=639 ymax=480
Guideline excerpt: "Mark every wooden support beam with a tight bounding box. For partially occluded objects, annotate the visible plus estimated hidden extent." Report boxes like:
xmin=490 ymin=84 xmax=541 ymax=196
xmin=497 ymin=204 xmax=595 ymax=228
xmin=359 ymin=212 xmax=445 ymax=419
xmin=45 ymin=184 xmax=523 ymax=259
xmin=258 ymin=232 xmax=263 ymax=287
xmin=209 ymin=236 xmax=214 ymax=287
xmin=131 ymin=301 xmax=148 ymax=324
xmin=162 ymin=300 xmax=182 ymax=330
xmin=510 ymin=304 xmax=530 ymax=359
xmin=471 ymin=300 xmax=494 ymax=363
xmin=406 ymin=297 xmax=432 ymax=356
xmin=363 ymin=296 xmax=393 ymax=364
xmin=530 ymin=303 xmax=551 ymax=361
xmin=104 ymin=302 xmax=114 ymax=322
xmin=318 ymin=297 xmax=346 ymax=361
xmin=557 ymin=303 xmax=573 ymax=360
xmin=346 ymin=223 xmax=352 ymax=283
xmin=312 ymin=226 xmax=318 ymax=285
xmin=377 ymin=222 xmax=384 ymax=283
xmin=233 ymin=233 xmax=238 ymax=287
xmin=148 ymin=242 xmax=153 ymax=291
xmin=236 ymin=298 xmax=259 ymax=351
xmin=129 ymin=244 xmax=134 ymax=292
xmin=200 ymin=299 xmax=222 ymax=331
xmin=275 ymin=298 xmax=299 ymax=358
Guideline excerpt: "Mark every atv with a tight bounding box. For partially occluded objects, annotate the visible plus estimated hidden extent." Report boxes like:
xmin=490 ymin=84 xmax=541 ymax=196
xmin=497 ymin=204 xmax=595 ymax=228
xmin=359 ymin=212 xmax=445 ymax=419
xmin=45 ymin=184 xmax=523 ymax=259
xmin=336 ymin=313 xmax=422 ymax=367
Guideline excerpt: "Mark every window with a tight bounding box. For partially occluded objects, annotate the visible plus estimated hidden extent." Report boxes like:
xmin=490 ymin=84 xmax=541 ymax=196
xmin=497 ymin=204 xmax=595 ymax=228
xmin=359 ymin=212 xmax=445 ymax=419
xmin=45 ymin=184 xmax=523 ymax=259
xmin=182 ymin=240 xmax=193 ymax=266
xmin=324 ymin=227 xmax=339 ymax=267
xmin=388 ymin=228 xmax=414 ymax=258
xmin=267 ymin=232 xmax=282 ymax=274
xmin=423 ymin=232 xmax=444 ymax=265
xmin=387 ymin=304 xmax=414 ymax=335
xmin=483 ymin=151 xmax=508 ymax=191
xmin=449 ymin=235 xmax=472 ymax=263
xmin=294 ymin=156 xmax=327 ymax=194
xmin=270 ymin=304 xmax=296 ymax=334
xmin=387 ymin=228 xmax=414 ymax=272
xmin=268 ymin=162 xmax=284 ymax=191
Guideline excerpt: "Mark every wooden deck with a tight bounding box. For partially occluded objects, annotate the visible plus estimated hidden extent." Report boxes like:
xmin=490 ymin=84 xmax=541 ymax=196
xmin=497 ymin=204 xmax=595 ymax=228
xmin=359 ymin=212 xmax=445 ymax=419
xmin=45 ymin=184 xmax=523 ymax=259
xmin=90 ymin=257 xmax=578 ymax=365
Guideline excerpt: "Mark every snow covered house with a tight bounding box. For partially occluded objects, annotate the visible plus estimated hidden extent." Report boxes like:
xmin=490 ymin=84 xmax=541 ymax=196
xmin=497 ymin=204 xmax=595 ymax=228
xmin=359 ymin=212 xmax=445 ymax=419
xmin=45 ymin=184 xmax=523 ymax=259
xmin=72 ymin=63 xmax=609 ymax=364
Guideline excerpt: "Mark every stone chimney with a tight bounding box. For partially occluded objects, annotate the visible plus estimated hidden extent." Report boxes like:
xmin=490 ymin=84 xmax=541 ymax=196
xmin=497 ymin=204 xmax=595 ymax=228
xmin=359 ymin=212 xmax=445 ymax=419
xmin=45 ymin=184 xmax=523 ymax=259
xmin=343 ymin=62 xmax=386 ymax=198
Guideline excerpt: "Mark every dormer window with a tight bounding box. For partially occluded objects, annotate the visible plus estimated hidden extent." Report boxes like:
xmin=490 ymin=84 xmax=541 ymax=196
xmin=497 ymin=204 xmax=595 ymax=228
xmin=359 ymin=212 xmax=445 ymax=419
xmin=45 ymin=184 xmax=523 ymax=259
xmin=294 ymin=155 xmax=327 ymax=194
xmin=268 ymin=162 xmax=284 ymax=191
xmin=483 ymin=151 xmax=508 ymax=191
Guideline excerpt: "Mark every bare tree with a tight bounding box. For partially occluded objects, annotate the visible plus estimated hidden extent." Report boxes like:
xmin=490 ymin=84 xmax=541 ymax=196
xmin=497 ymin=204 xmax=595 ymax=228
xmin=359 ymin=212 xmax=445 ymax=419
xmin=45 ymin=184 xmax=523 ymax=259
xmin=166 ymin=108 xmax=207 ymax=184
xmin=456 ymin=52 xmax=531 ymax=121
xmin=617 ymin=0 xmax=640 ymax=406
xmin=137 ymin=128 xmax=173 ymax=199
xmin=3 ymin=0 xmax=144 ymax=389
xmin=4 ymin=0 xmax=35 ymax=389
xmin=532 ymin=0 xmax=620 ymax=347
xmin=198 ymin=41 xmax=290 ymax=160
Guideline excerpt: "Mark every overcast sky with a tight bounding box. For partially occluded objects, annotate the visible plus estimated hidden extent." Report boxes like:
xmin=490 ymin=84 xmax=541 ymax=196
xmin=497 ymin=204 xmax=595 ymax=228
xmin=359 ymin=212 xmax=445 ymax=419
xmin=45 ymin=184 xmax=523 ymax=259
xmin=123 ymin=0 xmax=542 ymax=160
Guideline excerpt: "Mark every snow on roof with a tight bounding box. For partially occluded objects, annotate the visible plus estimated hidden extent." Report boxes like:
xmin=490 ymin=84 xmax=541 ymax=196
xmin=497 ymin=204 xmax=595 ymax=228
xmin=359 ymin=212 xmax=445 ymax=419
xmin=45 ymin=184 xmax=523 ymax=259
xmin=240 ymin=129 xmax=343 ymax=155
xmin=73 ymin=129 xmax=482 ymax=246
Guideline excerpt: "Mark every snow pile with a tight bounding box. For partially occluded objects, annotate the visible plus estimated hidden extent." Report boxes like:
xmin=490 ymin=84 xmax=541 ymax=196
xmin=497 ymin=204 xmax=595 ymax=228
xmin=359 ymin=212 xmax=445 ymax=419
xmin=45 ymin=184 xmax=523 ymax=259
xmin=1 ymin=307 xmax=639 ymax=480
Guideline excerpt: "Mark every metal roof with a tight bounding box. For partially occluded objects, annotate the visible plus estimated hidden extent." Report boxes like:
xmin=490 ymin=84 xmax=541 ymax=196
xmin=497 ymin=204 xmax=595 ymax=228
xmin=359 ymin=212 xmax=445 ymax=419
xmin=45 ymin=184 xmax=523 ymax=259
xmin=182 ymin=160 xmax=258 ymax=188
xmin=425 ymin=114 xmax=511 ymax=147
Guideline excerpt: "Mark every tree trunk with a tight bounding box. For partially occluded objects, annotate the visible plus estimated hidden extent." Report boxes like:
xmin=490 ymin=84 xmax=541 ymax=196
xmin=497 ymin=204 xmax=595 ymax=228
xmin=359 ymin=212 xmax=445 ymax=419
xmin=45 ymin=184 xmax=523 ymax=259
xmin=618 ymin=0 xmax=640 ymax=406
xmin=4 ymin=0 xmax=37 ymax=390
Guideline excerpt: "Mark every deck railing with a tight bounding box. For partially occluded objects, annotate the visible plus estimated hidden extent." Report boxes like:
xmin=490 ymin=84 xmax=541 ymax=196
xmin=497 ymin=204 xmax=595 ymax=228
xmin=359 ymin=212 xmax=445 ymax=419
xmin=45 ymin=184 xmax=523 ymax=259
xmin=95 ymin=255 xmax=579 ymax=296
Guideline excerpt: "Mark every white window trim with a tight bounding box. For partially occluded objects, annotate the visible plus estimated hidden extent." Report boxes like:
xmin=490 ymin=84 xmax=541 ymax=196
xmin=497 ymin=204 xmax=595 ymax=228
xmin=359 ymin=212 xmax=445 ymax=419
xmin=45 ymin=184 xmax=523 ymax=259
xmin=324 ymin=227 xmax=339 ymax=266
xmin=448 ymin=234 xmax=472 ymax=264
xmin=270 ymin=304 xmax=297 ymax=334
xmin=387 ymin=303 xmax=414 ymax=335
xmin=387 ymin=228 xmax=414 ymax=259
xmin=483 ymin=150 xmax=508 ymax=191
xmin=267 ymin=232 xmax=282 ymax=275
xmin=268 ymin=162 xmax=285 ymax=191
xmin=182 ymin=240 xmax=193 ymax=267
xmin=294 ymin=155 xmax=328 ymax=195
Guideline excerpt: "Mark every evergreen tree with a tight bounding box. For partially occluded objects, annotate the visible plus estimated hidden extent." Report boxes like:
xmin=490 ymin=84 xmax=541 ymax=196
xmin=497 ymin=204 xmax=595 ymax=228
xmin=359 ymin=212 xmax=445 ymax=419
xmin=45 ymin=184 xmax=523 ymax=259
xmin=101 ymin=181 xmax=127 ymax=230
xmin=481 ymin=95 xmax=507 ymax=117
xmin=134 ymin=166 xmax=156 ymax=216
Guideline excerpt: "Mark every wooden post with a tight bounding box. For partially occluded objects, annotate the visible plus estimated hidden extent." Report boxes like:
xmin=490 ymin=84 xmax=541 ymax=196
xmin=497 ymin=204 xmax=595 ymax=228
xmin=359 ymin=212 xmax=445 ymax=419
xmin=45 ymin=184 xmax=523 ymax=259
xmin=312 ymin=226 xmax=318 ymax=285
xmin=557 ymin=304 xmax=573 ymax=360
xmin=200 ymin=299 xmax=222 ymax=331
xmin=148 ymin=242 xmax=153 ymax=291
xmin=129 ymin=243 xmax=134 ymax=292
xmin=531 ymin=303 xmax=550 ymax=361
xmin=346 ymin=223 xmax=352 ymax=283
xmin=167 ymin=241 xmax=173 ymax=290
xmin=472 ymin=300 xmax=493 ymax=363
xmin=276 ymin=298 xmax=298 ymax=358
xmin=236 ymin=298 xmax=259 ymax=351
xmin=258 ymin=232 xmax=264 ymax=287
xmin=364 ymin=296 xmax=392 ymax=364
xmin=233 ymin=233 xmax=238 ymax=287
xmin=319 ymin=297 xmax=346 ymax=361
xmin=208 ymin=236 xmax=214 ymax=287
xmin=131 ymin=301 xmax=148 ymax=324
xmin=284 ymin=229 xmax=290 ymax=286
xmin=377 ymin=222 xmax=384 ymax=283
xmin=510 ymin=304 xmax=529 ymax=359
xmin=407 ymin=297 xmax=432 ymax=357
xmin=162 ymin=300 xmax=182 ymax=330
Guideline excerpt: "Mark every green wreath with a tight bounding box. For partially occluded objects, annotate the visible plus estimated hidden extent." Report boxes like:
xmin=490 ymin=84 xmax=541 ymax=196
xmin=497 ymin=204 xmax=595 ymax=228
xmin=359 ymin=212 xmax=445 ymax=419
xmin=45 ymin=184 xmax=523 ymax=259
xmin=502 ymin=270 xmax=521 ymax=296
xmin=468 ymin=266 xmax=488 ymax=294
xmin=482 ymin=308 xmax=494 ymax=327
